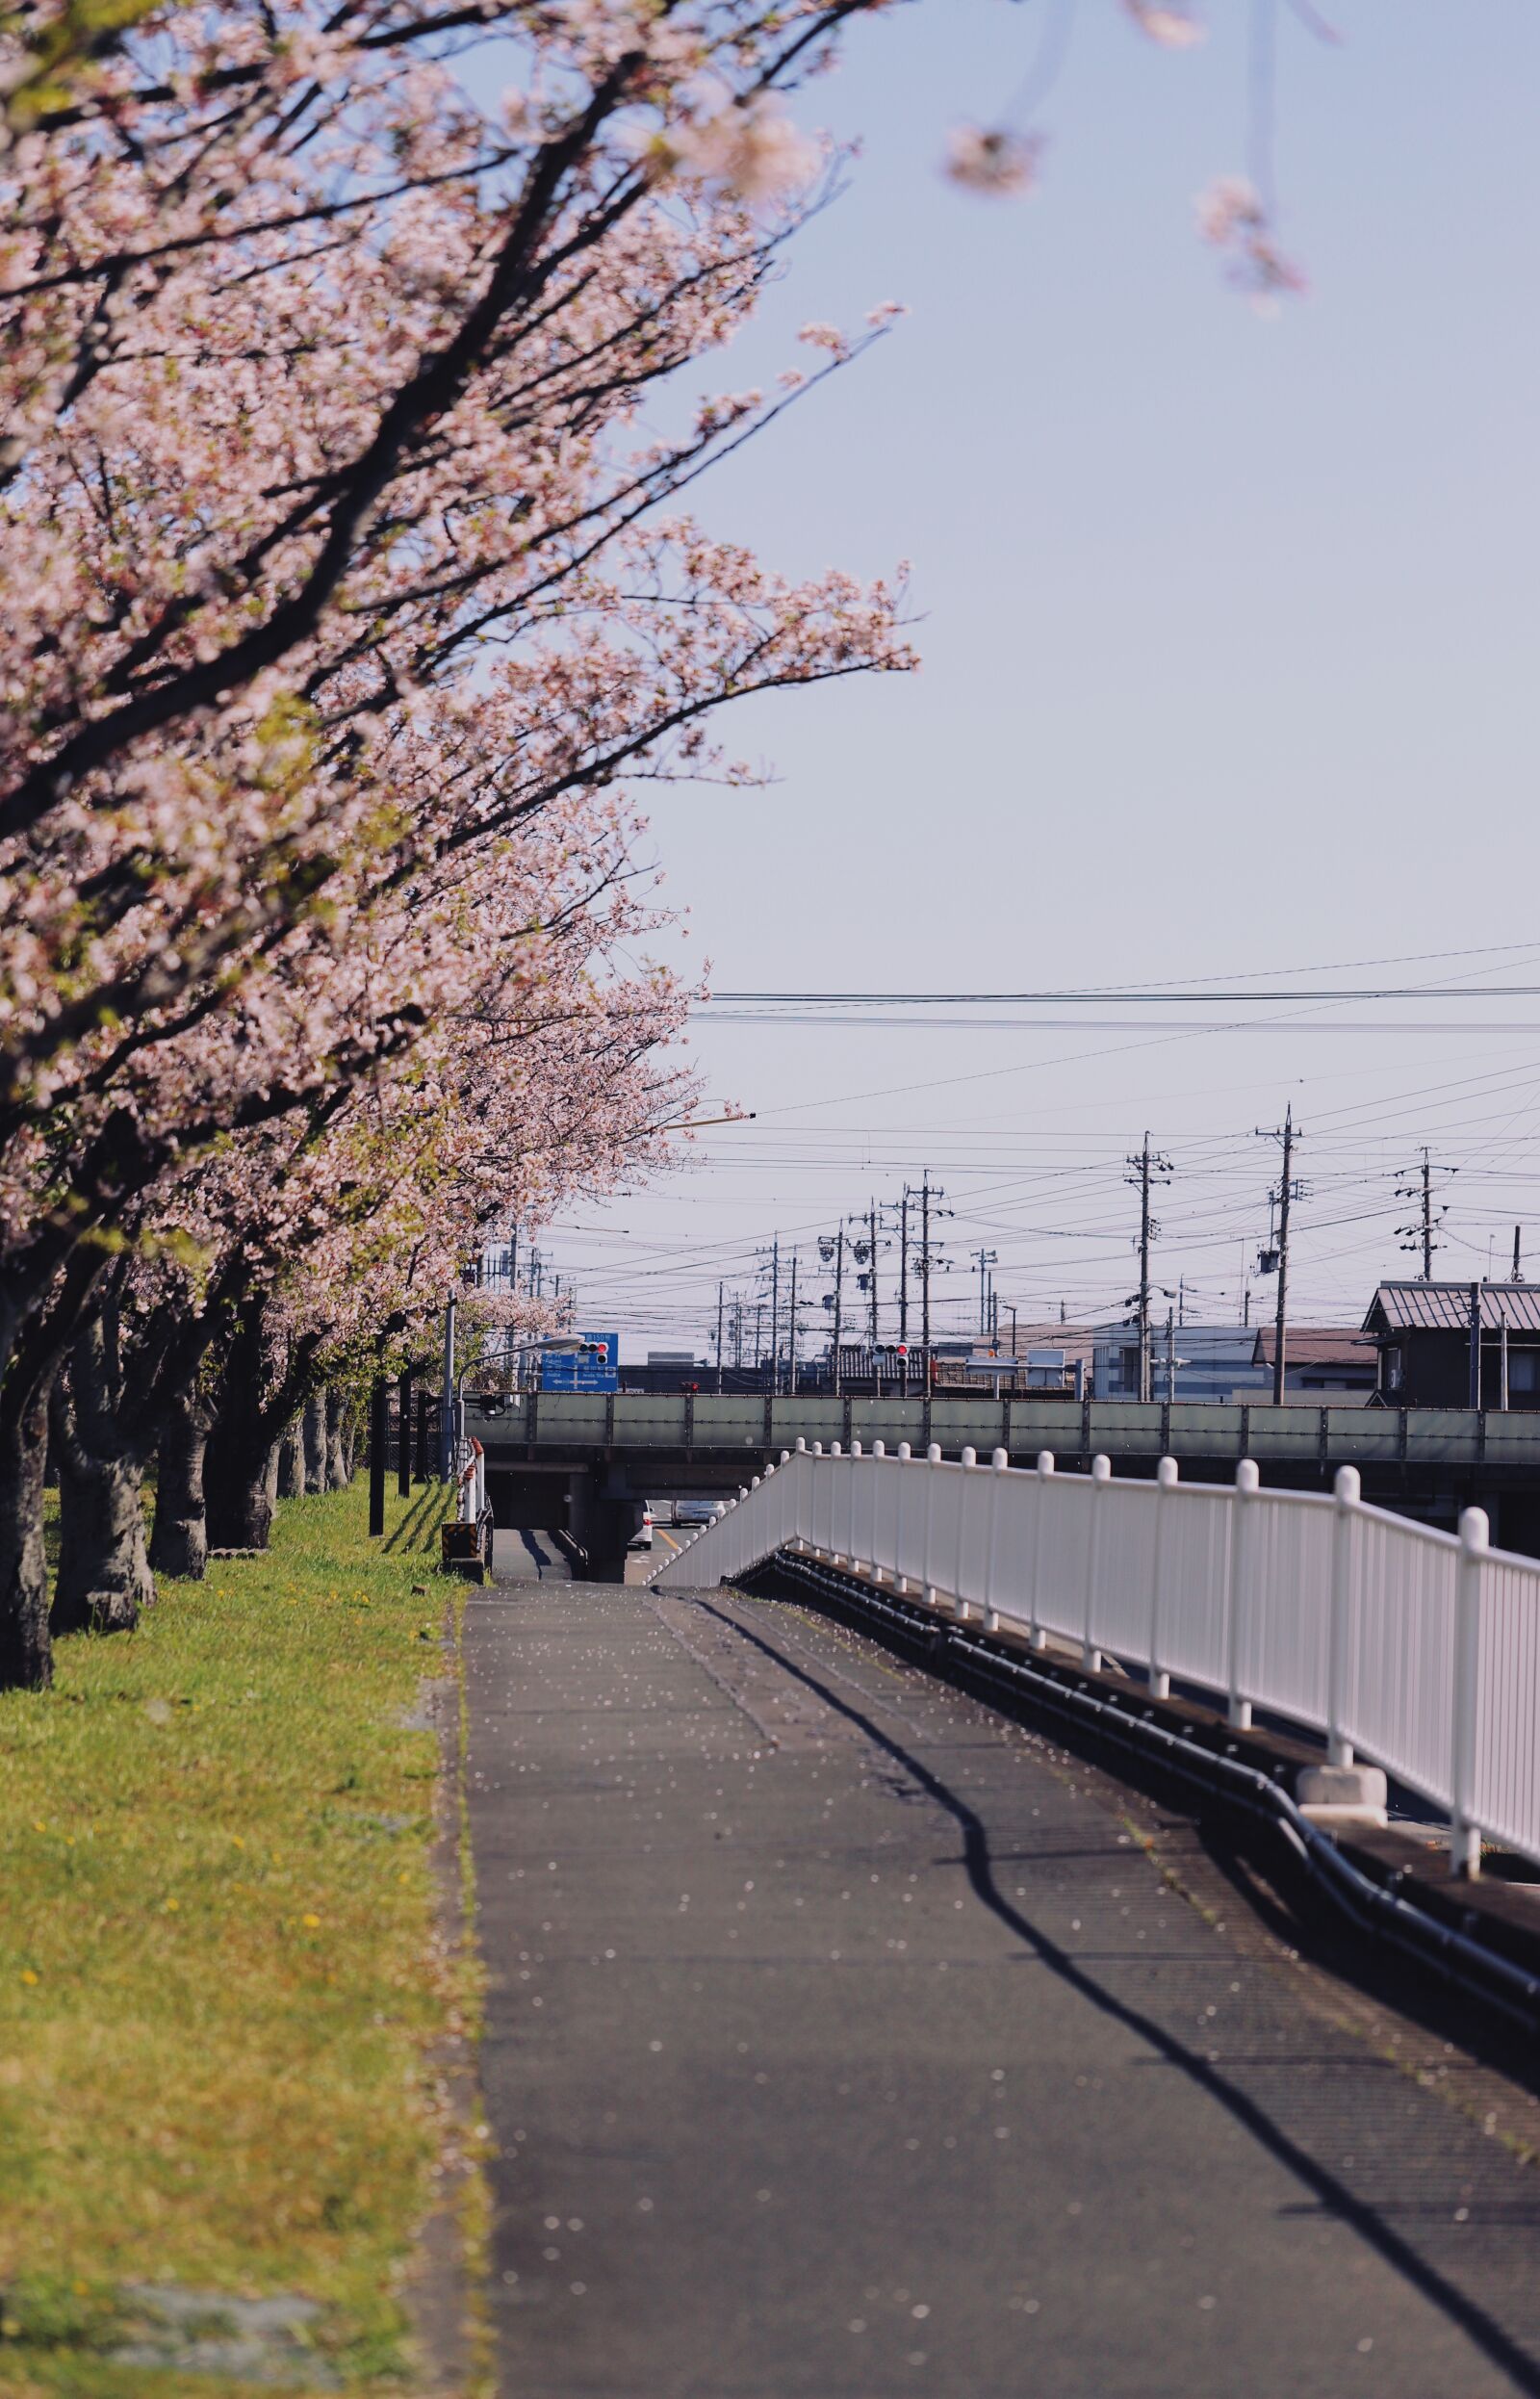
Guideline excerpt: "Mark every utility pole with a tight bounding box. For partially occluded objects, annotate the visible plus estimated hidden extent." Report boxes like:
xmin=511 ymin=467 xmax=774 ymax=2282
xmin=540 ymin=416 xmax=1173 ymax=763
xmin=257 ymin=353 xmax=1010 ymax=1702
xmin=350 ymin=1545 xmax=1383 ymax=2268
xmin=1397 ymin=1148 xmax=1452 ymax=1280
xmin=768 ymin=1237 xmax=781 ymax=1396
xmin=786 ymin=1249 xmax=799 ymax=1396
xmin=912 ymin=1170 xmax=952 ymax=1382
xmin=1164 ymin=1306 xmax=1177 ymax=1405
xmin=898 ymin=1186 xmax=911 ymax=1390
xmin=1515 ymin=1226 xmax=1525 ymax=1283
xmin=715 ymin=1280 xmax=725 ymax=1395
xmin=831 ymin=1222 xmax=845 ymax=1396
xmin=1125 ymin=1133 xmax=1172 ymax=1406
xmin=921 ymin=1177 xmax=931 ymax=1356
xmin=1256 ymin=1107 xmax=1302 ymax=1406
xmin=868 ymin=1199 xmax=881 ymax=1353
xmin=972 ymin=1248 xmax=998 ymax=1338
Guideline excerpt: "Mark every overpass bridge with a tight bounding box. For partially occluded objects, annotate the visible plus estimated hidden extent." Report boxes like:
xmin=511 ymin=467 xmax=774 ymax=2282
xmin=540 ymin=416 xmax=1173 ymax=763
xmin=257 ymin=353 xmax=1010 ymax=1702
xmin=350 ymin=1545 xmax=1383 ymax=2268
xmin=469 ymin=1388 xmax=1540 ymax=1575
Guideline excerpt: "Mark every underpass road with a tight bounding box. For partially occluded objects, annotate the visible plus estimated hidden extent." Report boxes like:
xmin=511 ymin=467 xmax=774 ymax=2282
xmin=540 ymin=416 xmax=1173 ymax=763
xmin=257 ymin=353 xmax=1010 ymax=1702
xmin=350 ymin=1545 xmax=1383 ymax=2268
xmin=463 ymin=1579 xmax=1540 ymax=2399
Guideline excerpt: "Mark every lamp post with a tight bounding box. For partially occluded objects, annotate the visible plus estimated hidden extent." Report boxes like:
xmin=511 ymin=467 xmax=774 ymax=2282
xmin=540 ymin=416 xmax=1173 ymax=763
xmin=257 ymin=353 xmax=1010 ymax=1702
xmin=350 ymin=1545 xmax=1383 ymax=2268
xmin=444 ymin=1332 xmax=599 ymax=1476
xmin=440 ymin=1296 xmax=457 ymax=1480
xmin=449 ymin=1338 xmax=603 ymax=1555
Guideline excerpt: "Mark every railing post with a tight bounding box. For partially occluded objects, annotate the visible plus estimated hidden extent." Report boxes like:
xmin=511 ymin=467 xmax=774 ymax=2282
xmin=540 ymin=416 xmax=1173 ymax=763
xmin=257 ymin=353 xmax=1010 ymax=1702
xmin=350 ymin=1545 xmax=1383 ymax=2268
xmin=985 ymin=1447 xmax=1008 ymax=1631
xmin=848 ymin=1438 xmax=861 ymax=1566
xmin=1084 ymin=1454 xmax=1111 ymax=1671
xmin=791 ymin=1437 xmax=807 ymax=1553
xmin=896 ymin=1440 xmax=911 ymax=1589
xmin=923 ymin=1439 xmax=941 ymax=1609
xmin=828 ymin=1441 xmax=841 ymax=1560
xmin=1450 ymin=1505 xmax=1488 ymax=1878
xmin=1327 ymin=1464 xmax=1360 ymax=1767
xmin=955 ymin=1448 xmax=977 ymax=1619
xmin=870 ymin=1441 xmax=886 ymax=1580
xmin=1149 ymin=1456 xmax=1177 ymax=1699
xmin=1030 ymin=1450 xmax=1054 ymax=1649
xmin=1226 ymin=1457 xmax=1260 ymax=1729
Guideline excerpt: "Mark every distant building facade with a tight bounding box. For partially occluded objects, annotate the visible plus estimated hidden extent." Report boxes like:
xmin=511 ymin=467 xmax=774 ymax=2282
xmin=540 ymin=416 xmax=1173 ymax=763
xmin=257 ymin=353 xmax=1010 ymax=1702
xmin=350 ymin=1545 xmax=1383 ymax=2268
xmin=1094 ymin=1323 xmax=1270 ymax=1406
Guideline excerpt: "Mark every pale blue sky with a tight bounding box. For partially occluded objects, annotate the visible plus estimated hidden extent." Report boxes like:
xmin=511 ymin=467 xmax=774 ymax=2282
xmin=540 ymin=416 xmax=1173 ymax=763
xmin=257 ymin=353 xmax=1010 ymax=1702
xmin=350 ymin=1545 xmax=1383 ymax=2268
xmin=538 ymin=3 xmax=1540 ymax=1355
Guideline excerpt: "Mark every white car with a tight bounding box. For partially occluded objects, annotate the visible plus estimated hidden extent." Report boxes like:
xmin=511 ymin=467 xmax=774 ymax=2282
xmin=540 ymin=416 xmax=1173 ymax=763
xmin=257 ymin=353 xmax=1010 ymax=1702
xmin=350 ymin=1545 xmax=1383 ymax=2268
xmin=673 ymin=1497 xmax=718 ymax=1527
xmin=629 ymin=1507 xmax=655 ymax=1550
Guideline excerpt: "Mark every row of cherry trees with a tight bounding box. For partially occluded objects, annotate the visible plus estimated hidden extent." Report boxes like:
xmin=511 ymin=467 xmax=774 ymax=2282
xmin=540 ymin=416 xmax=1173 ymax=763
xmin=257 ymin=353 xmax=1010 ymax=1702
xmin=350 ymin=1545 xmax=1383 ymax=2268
xmin=0 ymin=0 xmax=920 ymax=1687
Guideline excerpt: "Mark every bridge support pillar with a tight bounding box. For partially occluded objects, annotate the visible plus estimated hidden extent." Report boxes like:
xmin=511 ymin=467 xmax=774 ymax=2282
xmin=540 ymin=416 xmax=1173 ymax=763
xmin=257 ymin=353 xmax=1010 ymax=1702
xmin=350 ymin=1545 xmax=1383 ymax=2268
xmin=568 ymin=1473 xmax=644 ymax=1583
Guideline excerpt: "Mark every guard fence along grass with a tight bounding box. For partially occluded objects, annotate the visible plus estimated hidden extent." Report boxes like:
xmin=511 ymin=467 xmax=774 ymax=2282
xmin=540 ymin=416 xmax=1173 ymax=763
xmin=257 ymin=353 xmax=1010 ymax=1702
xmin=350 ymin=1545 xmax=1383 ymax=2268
xmin=0 ymin=1478 xmax=474 ymax=2396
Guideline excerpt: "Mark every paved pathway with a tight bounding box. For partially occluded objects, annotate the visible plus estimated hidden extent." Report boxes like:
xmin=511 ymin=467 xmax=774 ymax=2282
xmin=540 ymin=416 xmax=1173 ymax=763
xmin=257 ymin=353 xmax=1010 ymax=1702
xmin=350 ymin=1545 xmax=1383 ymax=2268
xmin=464 ymin=1577 xmax=1540 ymax=2399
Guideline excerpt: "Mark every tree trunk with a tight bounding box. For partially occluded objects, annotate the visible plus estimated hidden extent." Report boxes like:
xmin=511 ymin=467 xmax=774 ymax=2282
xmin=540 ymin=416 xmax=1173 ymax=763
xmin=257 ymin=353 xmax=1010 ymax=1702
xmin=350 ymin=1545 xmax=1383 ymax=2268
xmin=205 ymin=1433 xmax=277 ymax=1551
xmin=0 ymin=1380 xmax=52 ymax=1689
xmin=275 ymin=1418 xmax=303 ymax=1498
xmin=206 ymin=1303 xmax=280 ymax=1550
xmin=49 ymin=1318 xmax=154 ymax=1636
xmin=325 ymin=1387 xmax=348 ymax=1489
xmin=303 ymin=1396 xmax=326 ymax=1493
xmin=149 ymin=1383 xmax=212 ymax=1581
xmin=341 ymin=1400 xmax=358 ymax=1485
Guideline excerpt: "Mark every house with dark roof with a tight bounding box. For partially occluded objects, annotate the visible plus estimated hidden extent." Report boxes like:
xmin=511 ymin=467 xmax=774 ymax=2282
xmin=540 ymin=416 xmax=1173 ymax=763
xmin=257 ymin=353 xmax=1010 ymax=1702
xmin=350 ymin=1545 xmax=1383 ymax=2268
xmin=1361 ymin=1280 xmax=1540 ymax=1409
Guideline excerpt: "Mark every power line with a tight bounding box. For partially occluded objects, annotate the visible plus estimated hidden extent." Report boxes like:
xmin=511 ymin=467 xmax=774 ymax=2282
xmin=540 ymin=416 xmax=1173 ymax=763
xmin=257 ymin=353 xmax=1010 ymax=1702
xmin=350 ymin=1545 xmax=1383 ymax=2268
xmin=702 ymin=984 xmax=1540 ymax=1006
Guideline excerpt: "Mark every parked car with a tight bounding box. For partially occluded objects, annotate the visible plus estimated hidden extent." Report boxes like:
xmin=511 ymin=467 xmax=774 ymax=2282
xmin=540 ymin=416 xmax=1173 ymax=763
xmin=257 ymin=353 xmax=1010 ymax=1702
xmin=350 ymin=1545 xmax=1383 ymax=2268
xmin=673 ymin=1497 xmax=718 ymax=1527
xmin=629 ymin=1507 xmax=655 ymax=1550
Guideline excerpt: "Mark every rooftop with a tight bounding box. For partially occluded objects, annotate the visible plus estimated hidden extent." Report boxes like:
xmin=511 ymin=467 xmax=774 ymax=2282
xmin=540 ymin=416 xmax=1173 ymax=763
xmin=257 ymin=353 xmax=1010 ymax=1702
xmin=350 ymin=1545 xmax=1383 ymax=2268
xmin=1252 ymin=1326 xmax=1378 ymax=1369
xmin=1363 ymin=1280 xmax=1540 ymax=1335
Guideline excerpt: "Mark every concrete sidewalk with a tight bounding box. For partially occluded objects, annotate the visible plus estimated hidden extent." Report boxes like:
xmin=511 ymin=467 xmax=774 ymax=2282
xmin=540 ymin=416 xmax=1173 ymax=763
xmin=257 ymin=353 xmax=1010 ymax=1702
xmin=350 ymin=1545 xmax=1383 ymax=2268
xmin=463 ymin=1578 xmax=1540 ymax=2399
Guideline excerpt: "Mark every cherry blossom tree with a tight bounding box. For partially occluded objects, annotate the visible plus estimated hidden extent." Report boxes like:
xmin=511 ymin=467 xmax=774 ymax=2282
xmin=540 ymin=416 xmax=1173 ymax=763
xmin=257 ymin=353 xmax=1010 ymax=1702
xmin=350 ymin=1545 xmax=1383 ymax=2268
xmin=0 ymin=0 xmax=922 ymax=1685
xmin=26 ymin=772 xmax=695 ymax=1672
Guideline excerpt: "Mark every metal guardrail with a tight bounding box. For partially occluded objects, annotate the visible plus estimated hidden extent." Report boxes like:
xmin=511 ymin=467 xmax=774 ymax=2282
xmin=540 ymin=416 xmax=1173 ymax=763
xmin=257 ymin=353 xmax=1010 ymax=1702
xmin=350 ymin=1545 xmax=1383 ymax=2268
xmin=650 ymin=1439 xmax=1540 ymax=1876
xmin=442 ymin=1436 xmax=492 ymax=1574
xmin=475 ymin=1389 xmax=1540 ymax=1470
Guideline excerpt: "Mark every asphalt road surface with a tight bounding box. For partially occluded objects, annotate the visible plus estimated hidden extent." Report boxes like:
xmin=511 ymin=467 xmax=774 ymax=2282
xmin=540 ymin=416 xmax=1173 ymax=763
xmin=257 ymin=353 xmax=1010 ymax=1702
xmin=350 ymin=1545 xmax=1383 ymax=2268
xmin=463 ymin=1575 xmax=1540 ymax=2399
xmin=488 ymin=1528 xmax=572 ymax=1583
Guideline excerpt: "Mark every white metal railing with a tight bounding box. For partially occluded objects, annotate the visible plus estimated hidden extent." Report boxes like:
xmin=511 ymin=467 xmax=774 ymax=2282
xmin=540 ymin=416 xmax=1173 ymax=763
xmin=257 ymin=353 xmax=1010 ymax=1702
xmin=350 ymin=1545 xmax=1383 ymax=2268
xmin=453 ymin=1435 xmax=486 ymax=1526
xmin=649 ymin=1439 xmax=1540 ymax=1875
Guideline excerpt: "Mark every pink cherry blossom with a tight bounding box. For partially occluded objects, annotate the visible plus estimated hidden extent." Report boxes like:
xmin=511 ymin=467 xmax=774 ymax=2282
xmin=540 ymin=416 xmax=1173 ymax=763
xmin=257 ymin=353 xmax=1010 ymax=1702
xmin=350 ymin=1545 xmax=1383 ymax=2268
xmin=1122 ymin=2 xmax=1207 ymax=49
xmin=1194 ymin=173 xmax=1307 ymax=302
xmin=943 ymin=126 xmax=1045 ymax=198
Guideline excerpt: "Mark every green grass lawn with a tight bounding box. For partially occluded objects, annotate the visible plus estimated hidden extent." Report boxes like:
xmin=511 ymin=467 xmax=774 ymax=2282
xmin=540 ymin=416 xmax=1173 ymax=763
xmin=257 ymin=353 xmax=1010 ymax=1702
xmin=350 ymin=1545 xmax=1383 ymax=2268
xmin=0 ymin=1478 xmax=479 ymax=2395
